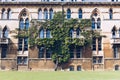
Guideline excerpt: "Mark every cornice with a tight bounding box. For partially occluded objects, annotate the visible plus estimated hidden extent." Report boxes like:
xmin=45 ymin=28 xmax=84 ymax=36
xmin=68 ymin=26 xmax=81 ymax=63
xmin=0 ymin=2 xmax=120 ymax=6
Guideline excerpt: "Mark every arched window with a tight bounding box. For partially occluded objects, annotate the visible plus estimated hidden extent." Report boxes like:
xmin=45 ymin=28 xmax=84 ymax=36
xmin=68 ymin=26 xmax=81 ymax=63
xmin=112 ymin=26 xmax=117 ymax=38
xmin=92 ymin=18 xmax=95 ymax=29
xmin=19 ymin=18 xmax=24 ymax=30
xmin=78 ymin=9 xmax=82 ymax=19
xmin=25 ymin=18 xmax=29 ymax=30
xmin=49 ymin=8 xmax=53 ymax=20
xmin=38 ymin=9 xmax=42 ymax=20
xmin=67 ymin=9 xmax=71 ymax=19
xmin=3 ymin=26 xmax=9 ymax=38
xmin=109 ymin=8 xmax=113 ymax=19
xmin=44 ymin=9 xmax=48 ymax=20
xmin=40 ymin=29 xmax=44 ymax=38
xmin=69 ymin=29 xmax=74 ymax=38
xmin=1 ymin=8 xmax=6 ymax=19
xmin=97 ymin=18 xmax=101 ymax=29
xmin=7 ymin=8 xmax=11 ymax=19
xmin=46 ymin=29 xmax=51 ymax=38
xmin=76 ymin=28 xmax=80 ymax=38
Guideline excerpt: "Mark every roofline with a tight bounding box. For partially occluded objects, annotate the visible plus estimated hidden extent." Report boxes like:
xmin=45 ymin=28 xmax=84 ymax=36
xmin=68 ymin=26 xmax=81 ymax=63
xmin=0 ymin=2 xmax=120 ymax=6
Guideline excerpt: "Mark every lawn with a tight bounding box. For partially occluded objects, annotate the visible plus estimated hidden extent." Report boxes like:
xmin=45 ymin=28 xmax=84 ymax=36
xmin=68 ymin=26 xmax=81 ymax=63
xmin=0 ymin=71 xmax=120 ymax=80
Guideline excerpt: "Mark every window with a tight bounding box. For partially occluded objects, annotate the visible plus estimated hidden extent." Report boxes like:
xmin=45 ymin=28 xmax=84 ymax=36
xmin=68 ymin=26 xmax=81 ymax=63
xmin=76 ymin=48 xmax=82 ymax=58
xmin=92 ymin=38 xmax=102 ymax=51
xmin=78 ymin=9 xmax=82 ymax=19
xmin=18 ymin=9 xmax=29 ymax=52
xmin=1 ymin=45 xmax=8 ymax=58
xmin=17 ymin=57 xmax=28 ymax=65
xmin=98 ymin=56 xmax=103 ymax=63
xmin=18 ymin=38 xmax=22 ymax=51
xmin=76 ymin=28 xmax=80 ymax=38
xmin=69 ymin=66 xmax=74 ymax=71
xmin=112 ymin=26 xmax=117 ymax=38
xmin=92 ymin=18 xmax=95 ymax=29
xmin=25 ymin=18 xmax=29 ymax=30
xmin=92 ymin=38 xmax=96 ymax=50
xmin=44 ymin=9 xmax=48 ymax=20
xmin=7 ymin=8 xmax=11 ymax=19
xmin=77 ymin=66 xmax=81 ymax=71
xmin=67 ymin=9 xmax=71 ymax=19
xmin=115 ymin=65 xmax=119 ymax=71
xmin=93 ymin=57 xmax=97 ymax=63
xmin=97 ymin=18 xmax=101 ymax=29
xmin=93 ymin=56 xmax=103 ymax=64
xmin=98 ymin=38 xmax=102 ymax=50
xmin=38 ymin=9 xmax=42 ymax=20
xmin=49 ymin=9 xmax=53 ymax=20
xmin=1 ymin=8 xmax=6 ymax=19
xmin=46 ymin=29 xmax=51 ymax=38
xmin=46 ymin=49 xmax=52 ymax=58
xmin=109 ymin=8 xmax=113 ymax=19
xmin=69 ymin=29 xmax=74 ymax=38
xmin=91 ymin=8 xmax=101 ymax=29
xmin=17 ymin=57 xmax=22 ymax=64
xmin=18 ymin=38 xmax=28 ymax=51
xmin=113 ymin=46 xmax=119 ymax=58
xmin=24 ymin=38 xmax=28 ymax=51
xmin=39 ymin=47 xmax=44 ymax=58
xmin=40 ymin=29 xmax=44 ymax=38
xmin=19 ymin=18 xmax=24 ymax=30
xmin=3 ymin=26 xmax=9 ymax=38
xmin=69 ymin=45 xmax=74 ymax=58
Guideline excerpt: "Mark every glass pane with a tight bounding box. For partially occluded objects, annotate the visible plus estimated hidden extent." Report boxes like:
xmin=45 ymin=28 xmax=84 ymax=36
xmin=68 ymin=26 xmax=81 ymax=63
xmin=38 ymin=10 xmax=42 ymax=19
xmin=1 ymin=45 xmax=7 ymax=58
xmin=19 ymin=19 xmax=24 ymax=30
xmin=46 ymin=50 xmax=52 ymax=58
xmin=44 ymin=9 xmax=48 ymax=19
xmin=24 ymin=38 xmax=28 ymax=51
xmin=77 ymin=66 xmax=81 ymax=71
xmin=40 ymin=29 xmax=44 ymax=38
xmin=39 ymin=47 xmax=44 ymax=58
xmin=25 ymin=18 xmax=29 ymax=30
xmin=49 ymin=9 xmax=53 ymax=19
xmin=69 ymin=66 xmax=74 ymax=71
xmin=76 ymin=49 xmax=81 ymax=58
xmin=18 ymin=38 xmax=23 ymax=51
xmin=92 ymin=18 xmax=95 ymax=29
xmin=46 ymin=30 xmax=51 ymax=38
xmin=79 ymin=9 xmax=82 ymax=19
xmin=23 ymin=57 xmax=27 ymax=64
xmin=67 ymin=9 xmax=71 ymax=19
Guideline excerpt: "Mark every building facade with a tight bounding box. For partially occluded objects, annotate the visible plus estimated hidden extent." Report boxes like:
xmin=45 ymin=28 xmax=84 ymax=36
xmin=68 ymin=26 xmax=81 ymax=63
xmin=0 ymin=2 xmax=120 ymax=71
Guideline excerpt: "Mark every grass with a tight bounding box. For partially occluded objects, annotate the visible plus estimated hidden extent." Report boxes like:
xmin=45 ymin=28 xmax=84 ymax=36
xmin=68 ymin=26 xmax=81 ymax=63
xmin=0 ymin=71 xmax=120 ymax=80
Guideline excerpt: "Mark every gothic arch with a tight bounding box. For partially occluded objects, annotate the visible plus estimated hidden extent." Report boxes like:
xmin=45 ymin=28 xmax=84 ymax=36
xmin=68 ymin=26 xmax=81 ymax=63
xmin=18 ymin=8 xmax=31 ymax=20
xmin=3 ymin=25 xmax=10 ymax=31
xmin=91 ymin=8 xmax=100 ymax=18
